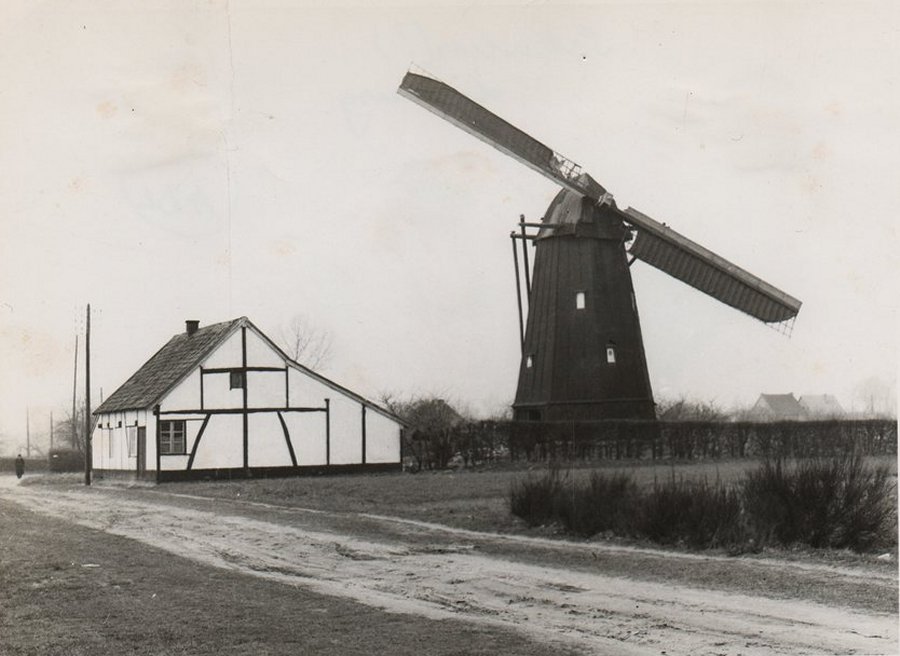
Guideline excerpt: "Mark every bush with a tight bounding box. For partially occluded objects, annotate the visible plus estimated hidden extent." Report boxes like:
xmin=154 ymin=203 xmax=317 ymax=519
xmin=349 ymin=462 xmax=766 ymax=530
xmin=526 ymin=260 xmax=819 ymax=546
xmin=48 ymin=449 xmax=83 ymax=473
xmin=508 ymin=465 xmax=567 ymax=527
xmin=743 ymin=455 xmax=895 ymax=551
xmin=634 ymin=477 xmax=745 ymax=549
xmin=557 ymin=471 xmax=637 ymax=537
xmin=509 ymin=454 xmax=897 ymax=553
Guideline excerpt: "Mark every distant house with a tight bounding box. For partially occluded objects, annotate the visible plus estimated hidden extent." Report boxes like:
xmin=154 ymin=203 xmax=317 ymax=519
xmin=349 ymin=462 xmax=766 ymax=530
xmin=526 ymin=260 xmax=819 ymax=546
xmin=748 ymin=393 xmax=806 ymax=421
xmin=799 ymin=394 xmax=845 ymax=419
xmin=92 ymin=317 xmax=403 ymax=482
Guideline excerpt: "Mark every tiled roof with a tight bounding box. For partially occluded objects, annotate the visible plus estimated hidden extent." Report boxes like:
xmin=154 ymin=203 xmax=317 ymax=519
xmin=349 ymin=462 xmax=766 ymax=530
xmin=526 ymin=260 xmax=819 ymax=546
xmin=758 ymin=393 xmax=804 ymax=416
xmin=94 ymin=318 xmax=243 ymax=414
xmin=799 ymin=394 xmax=844 ymax=416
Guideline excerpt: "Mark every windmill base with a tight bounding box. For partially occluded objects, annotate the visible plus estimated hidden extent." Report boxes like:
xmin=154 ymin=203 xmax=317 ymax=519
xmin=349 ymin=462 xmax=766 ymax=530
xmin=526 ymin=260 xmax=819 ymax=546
xmin=513 ymin=399 xmax=656 ymax=422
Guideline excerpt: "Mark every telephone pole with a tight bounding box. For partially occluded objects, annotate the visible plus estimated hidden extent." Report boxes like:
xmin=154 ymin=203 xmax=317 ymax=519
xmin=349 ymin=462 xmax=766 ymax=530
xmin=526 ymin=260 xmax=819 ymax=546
xmin=72 ymin=335 xmax=78 ymax=449
xmin=84 ymin=304 xmax=92 ymax=486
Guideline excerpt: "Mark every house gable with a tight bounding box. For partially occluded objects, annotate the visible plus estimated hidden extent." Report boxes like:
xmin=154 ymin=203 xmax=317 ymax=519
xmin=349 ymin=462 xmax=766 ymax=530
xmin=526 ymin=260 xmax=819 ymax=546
xmin=95 ymin=319 xmax=243 ymax=414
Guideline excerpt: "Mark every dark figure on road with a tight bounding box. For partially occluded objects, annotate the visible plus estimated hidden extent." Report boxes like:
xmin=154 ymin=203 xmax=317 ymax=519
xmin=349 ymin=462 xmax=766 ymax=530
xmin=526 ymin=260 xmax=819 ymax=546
xmin=14 ymin=454 xmax=24 ymax=479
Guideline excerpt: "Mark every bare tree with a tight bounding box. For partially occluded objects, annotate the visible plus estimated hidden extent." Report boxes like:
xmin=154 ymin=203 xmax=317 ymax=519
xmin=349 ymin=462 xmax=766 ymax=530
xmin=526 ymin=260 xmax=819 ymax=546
xmin=852 ymin=376 xmax=897 ymax=418
xmin=380 ymin=392 xmax=468 ymax=471
xmin=277 ymin=314 xmax=333 ymax=371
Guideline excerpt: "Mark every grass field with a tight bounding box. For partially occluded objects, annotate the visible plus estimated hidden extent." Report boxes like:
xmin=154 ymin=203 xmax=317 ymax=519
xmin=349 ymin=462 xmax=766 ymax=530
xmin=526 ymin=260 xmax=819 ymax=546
xmin=160 ymin=457 xmax=898 ymax=546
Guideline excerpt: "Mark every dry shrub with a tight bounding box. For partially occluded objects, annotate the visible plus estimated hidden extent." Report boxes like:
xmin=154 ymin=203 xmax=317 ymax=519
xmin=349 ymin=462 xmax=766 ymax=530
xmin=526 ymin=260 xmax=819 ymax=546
xmin=509 ymin=454 xmax=897 ymax=553
xmin=743 ymin=455 xmax=896 ymax=551
xmin=634 ymin=477 xmax=745 ymax=549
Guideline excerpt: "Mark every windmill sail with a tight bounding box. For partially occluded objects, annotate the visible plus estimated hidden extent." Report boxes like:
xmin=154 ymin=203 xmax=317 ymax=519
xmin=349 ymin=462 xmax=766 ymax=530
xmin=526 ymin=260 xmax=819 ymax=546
xmin=398 ymin=71 xmax=606 ymax=199
xmin=398 ymin=69 xmax=802 ymax=326
xmin=621 ymin=207 xmax=802 ymax=324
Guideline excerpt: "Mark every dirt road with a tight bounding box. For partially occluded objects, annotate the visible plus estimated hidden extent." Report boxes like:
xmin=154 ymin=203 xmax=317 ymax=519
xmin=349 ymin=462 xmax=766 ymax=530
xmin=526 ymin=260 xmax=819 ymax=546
xmin=1 ymin=477 xmax=895 ymax=655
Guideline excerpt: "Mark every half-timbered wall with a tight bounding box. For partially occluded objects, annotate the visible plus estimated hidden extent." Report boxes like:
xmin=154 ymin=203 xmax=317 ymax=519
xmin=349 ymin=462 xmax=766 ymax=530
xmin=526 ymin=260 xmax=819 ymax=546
xmin=93 ymin=320 xmax=402 ymax=479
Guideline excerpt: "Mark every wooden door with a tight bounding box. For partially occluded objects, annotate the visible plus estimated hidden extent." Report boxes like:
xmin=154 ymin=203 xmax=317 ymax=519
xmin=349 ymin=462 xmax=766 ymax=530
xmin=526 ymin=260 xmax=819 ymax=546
xmin=136 ymin=427 xmax=146 ymax=477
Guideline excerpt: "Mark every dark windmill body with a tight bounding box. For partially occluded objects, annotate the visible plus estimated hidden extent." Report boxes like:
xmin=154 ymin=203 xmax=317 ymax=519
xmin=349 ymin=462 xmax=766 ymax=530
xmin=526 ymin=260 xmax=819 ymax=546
xmin=515 ymin=190 xmax=654 ymax=420
xmin=398 ymin=71 xmax=801 ymax=421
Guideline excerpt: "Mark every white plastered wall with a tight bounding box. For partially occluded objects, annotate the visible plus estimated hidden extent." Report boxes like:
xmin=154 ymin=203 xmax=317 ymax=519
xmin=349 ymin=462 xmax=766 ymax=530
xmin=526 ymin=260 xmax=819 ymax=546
xmin=365 ymin=409 xmax=402 ymax=464
xmin=189 ymin=414 xmax=243 ymax=469
xmin=92 ymin=408 xmax=151 ymax=473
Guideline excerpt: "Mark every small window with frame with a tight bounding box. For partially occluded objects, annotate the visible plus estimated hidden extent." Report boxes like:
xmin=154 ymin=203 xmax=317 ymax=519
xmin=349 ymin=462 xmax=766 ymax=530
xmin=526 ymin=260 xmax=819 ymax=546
xmin=606 ymin=342 xmax=617 ymax=365
xmin=575 ymin=291 xmax=586 ymax=310
xmin=159 ymin=420 xmax=186 ymax=455
xmin=230 ymin=370 xmax=245 ymax=390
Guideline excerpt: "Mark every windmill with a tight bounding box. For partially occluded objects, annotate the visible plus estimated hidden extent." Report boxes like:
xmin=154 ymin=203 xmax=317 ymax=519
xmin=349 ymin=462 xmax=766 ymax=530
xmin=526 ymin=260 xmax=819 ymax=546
xmin=397 ymin=71 xmax=802 ymax=421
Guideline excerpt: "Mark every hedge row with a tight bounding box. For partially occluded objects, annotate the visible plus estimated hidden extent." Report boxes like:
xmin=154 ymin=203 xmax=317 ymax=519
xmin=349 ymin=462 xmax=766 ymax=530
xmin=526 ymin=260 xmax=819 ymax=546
xmin=404 ymin=419 xmax=897 ymax=469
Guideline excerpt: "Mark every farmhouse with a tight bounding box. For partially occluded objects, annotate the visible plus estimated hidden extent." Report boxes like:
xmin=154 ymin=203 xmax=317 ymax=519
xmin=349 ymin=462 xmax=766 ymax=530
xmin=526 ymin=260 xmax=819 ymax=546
xmin=798 ymin=394 xmax=845 ymax=419
xmin=748 ymin=393 xmax=806 ymax=422
xmin=92 ymin=317 xmax=403 ymax=482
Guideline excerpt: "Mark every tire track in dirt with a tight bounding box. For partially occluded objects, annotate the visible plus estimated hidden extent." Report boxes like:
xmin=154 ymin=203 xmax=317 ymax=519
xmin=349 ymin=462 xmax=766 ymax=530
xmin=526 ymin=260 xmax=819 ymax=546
xmin=3 ymin=481 xmax=896 ymax=656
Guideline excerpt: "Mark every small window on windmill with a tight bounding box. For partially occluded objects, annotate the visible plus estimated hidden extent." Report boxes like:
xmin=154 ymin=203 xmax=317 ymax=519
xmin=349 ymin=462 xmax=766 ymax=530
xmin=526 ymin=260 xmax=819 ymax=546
xmin=230 ymin=370 xmax=245 ymax=390
xmin=526 ymin=354 xmax=534 ymax=369
xmin=606 ymin=341 xmax=617 ymax=365
xmin=575 ymin=291 xmax=586 ymax=310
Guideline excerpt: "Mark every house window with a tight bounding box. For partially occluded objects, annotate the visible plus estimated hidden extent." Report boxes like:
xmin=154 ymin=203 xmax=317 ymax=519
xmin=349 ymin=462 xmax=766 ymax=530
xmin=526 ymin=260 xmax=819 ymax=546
xmin=159 ymin=420 xmax=186 ymax=455
xmin=575 ymin=291 xmax=586 ymax=310
xmin=230 ymin=370 xmax=245 ymax=390
xmin=126 ymin=426 xmax=137 ymax=457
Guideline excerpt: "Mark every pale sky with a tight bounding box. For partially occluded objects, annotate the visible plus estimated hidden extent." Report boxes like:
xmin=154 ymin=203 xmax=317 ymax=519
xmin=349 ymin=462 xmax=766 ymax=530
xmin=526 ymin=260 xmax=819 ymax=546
xmin=1 ymin=1 xmax=898 ymax=453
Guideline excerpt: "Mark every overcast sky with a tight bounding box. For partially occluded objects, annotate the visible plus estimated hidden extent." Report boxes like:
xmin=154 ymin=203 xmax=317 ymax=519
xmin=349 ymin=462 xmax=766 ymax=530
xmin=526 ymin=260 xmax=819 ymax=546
xmin=1 ymin=1 xmax=897 ymax=452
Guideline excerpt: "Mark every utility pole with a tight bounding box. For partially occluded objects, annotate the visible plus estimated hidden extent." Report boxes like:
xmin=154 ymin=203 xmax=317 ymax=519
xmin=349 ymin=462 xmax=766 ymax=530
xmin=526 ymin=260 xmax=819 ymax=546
xmin=84 ymin=304 xmax=92 ymax=486
xmin=72 ymin=335 xmax=78 ymax=450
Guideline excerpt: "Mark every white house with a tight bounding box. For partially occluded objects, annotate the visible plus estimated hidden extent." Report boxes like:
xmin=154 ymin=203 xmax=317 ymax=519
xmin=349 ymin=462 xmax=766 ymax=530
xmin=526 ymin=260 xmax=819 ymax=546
xmin=798 ymin=394 xmax=845 ymax=419
xmin=92 ymin=317 xmax=404 ymax=482
xmin=748 ymin=393 xmax=806 ymax=422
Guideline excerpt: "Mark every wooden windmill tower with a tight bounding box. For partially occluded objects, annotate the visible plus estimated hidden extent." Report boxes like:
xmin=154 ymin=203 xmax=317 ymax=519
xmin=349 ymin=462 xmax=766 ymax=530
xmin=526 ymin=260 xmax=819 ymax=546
xmin=398 ymin=71 xmax=802 ymax=421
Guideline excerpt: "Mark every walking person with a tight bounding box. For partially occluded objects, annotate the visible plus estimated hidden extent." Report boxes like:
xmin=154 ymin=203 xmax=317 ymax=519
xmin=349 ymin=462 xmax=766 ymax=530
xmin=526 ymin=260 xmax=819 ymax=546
xmin=14 ymin=453 xmax=24 ymax=479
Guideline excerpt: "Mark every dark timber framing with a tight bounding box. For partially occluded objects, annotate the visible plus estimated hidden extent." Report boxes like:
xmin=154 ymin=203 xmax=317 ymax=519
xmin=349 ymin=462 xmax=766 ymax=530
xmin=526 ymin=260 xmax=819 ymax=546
xmin=156 ymin=462 xmax=400 ymax=483
xmin=153 ymin=404 xmax=161 ymax=477
xmin=276 ymin=412 xmax=298 ymax=466
xmin=158 ymin=407 xmax=326 ymax=415
xmin=202 ymin=366 xmax=285 ymax=374
xmin=241 ymin=326 xmax=249 ymax=472
xmin=325 ymin=398 xmax=331 ymax=465
xmin=186 ymin=414 xmax=211 ymax=470
xmin=361 ymin=403 xmax=367 ymax=465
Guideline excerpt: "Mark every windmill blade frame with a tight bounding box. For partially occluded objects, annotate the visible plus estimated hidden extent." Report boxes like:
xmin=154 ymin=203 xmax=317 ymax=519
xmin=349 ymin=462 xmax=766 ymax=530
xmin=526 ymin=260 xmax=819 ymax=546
xmin=620 ymin=207 xmax=802 ymax=324
xmin=398 ymin=71 xmax=607 ymax=199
